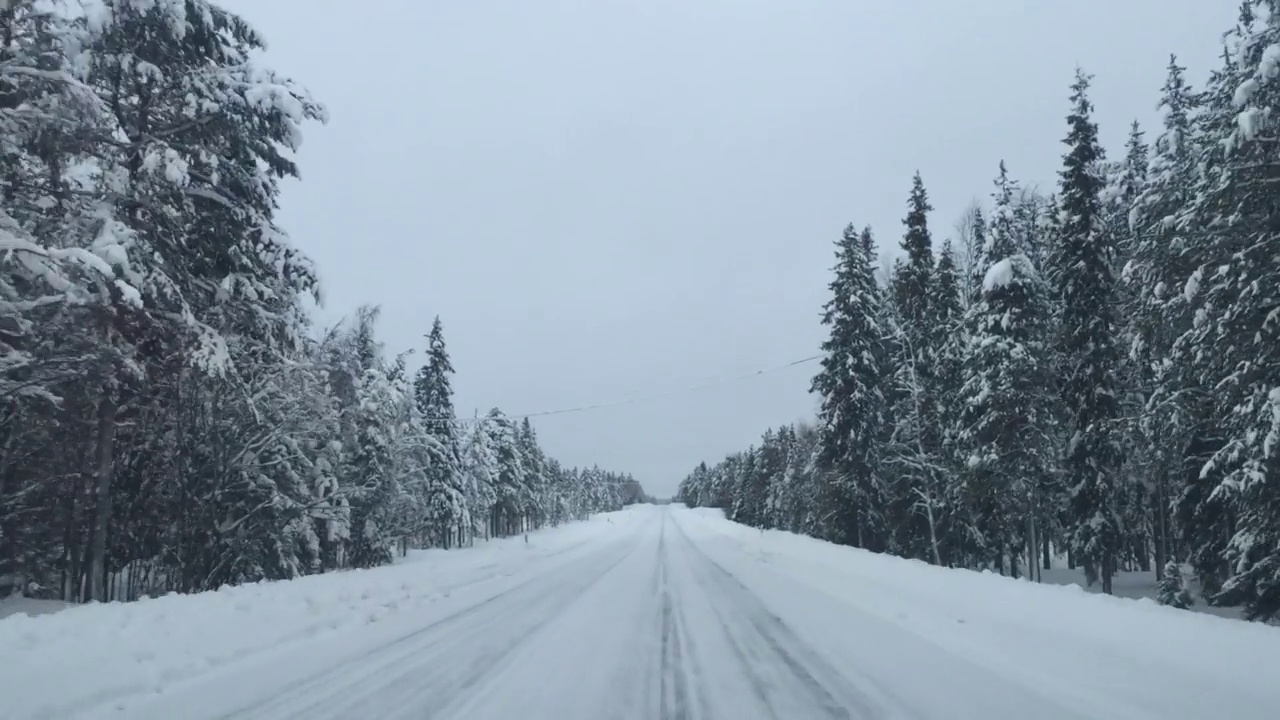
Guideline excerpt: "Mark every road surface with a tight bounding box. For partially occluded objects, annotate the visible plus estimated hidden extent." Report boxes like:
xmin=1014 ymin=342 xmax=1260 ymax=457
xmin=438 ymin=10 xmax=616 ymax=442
xmin=15 ymin=505 xmax=1280 ymax=720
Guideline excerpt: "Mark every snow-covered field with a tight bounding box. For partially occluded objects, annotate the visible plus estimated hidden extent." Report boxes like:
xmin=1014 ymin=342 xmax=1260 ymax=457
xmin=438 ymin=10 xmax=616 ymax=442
xmin=2 ymin=504 xmax=1278 ymax=719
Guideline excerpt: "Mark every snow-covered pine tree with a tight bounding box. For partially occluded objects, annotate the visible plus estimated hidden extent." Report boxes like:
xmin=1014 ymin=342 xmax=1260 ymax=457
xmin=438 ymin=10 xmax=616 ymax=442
xmin=893 ymin=173 xmax=937 ymax=333
xmin=1173 ymin=0 xmax=1280 ymax=619
xmin=790 ymin=423 xmax=826 ymax=535
xmin=1 ymin=0 xmax=329 ymax=601
xmin=811 ymin=225 xmax=888 ymax=549
xmin=1128 ymin=56 xmax=1200 ymax=582
xmin=755 ymin=428 xmax=789 ymax=529
xmin=517 ymin=418 xmax=550 ymax=529
xmin=462 ymin=417 xmax=500 ymax=538
xmin=1156 ymin=561 xmax=1195 ymax=609
xmin=413 ymin=317 xmax=468 ymax=547
xmin=1053 ymin=69 xmax=1125 ymax=594
xmin=730 ymin=446 xmax=763 ymax=526
xmin=486 ymin=408 xmax=527 ymax=536
xmin=961 ymin=206 xmax=989 ymax=308
xmin=0 ymin=2 xmax=121 ymax=597
xmin=341 ymin=308 xmax=401 ymax=569
xmin=929 ymin=240 xmax=965 ymax=449
xmin=884 ymin=175 xmax=953 ymax=563
xmin=955 ymin=161 xmax=1056 ymax=579
xmin=764 ymin=425 xmax=806 ymax=531
xmin=1106 ymin=121 xmax=1155 ymax=574
xmin=1163 ymin=40 xmax=1250 ymax=601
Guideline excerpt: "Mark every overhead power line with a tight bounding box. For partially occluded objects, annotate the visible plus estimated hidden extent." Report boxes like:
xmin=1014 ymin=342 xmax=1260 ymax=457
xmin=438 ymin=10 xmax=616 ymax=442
xmin=452 ymin=353 xmax=824 ymax=425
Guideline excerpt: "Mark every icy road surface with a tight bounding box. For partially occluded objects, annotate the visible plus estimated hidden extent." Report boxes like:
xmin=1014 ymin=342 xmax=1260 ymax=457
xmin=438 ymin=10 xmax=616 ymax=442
xmin=4 ymin=505 xmax=1280 ymax=720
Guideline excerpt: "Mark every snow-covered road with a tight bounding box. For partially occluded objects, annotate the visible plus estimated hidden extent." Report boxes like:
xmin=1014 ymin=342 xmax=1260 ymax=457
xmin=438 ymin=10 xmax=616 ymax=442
xmin=4 ymin=505 xmax=1279 ymax=720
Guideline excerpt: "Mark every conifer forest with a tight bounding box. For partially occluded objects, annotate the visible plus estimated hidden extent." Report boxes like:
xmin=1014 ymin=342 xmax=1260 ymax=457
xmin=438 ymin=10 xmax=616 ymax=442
xmin=0 ymin=0 xmax=644 ymax=606
xmin=7 ymin=3 xmax=1280 ymax=719
xmin=4 ymin=0 xmax=1280 ymax=629
xmin=678 ymin=5 xmax=1280 ymax=621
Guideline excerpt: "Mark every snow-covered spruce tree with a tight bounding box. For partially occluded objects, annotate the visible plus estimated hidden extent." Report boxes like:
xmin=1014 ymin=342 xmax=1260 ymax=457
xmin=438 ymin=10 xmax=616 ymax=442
xmin=543 ymin=458 xmax=572 ymax=526
xmin=893 ymin=173 xmax=936 ymax=334
xmin=755 ymin=428 xmax=789 ymax=529
xmin=811 ymin=225 xmax=888 ymax=549
xmin=955 ymin=161 xmax=1056 ymax=579
xmin=127 ymin=0 xmax=326 ymax=595
xmin=339 ymin=308 xmax=401 ymax=569
xmin=763 ymin=425 xmax=802 ymax=530
xmin=0 ymin=0 xmax=327 ymax=601
xmin=885 ymin=280 xmax=954 ymax=564
xmin=1099 ymin=120 xmax=1156 ymax=574
xmin=883 ymin=175 xmax=957 ymax=564
xmin=462 ymin=416 xmax=500 ymax=538
xmin=930 ymin=240 xmax=965 ymax=425
xmin=413 ymin=317 xmax=467 ymax=547
xmin=1173 ymin=0 xmax=1280 ymax=620
xmin=928 ymin=240 xmax=969 ymax=566
xmin=1052 ymin=69 xmax=1125 ymax=594
xmin=730 ymin=446 xmax=764 ymax=527
xmin=1156 ymin=561 xmax=1195 ymax=609
xmin=486 ymin=408 xmax=527 ymax=536
xmin=1163 ymin=40 xmax=1248 ymax=600
xmin=516 ymin=418 xmax=550 ymax=529
xmin=961 ymin=206 xmax=989 ymax=308
xmin=790 ymin=423 xmax=827 ymax=535
xmin=1128 ymin=55 xmax=1201 ymax=581
xmin=677 ymin=462 xmax=711 ymax=508
xmin=0 ymin=2 xmax=124 ymax=597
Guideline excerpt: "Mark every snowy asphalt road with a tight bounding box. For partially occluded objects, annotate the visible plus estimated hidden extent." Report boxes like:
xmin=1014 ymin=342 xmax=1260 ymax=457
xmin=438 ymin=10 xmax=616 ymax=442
xmin=120 ymin=508 xmax=870 ymax=719
xmin=27 ymin=504 xmax=1280 ymax=720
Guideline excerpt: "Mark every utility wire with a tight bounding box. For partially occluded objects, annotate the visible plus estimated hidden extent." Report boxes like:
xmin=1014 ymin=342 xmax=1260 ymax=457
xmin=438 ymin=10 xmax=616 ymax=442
xmin=449 ymin=353 xmax=824 ymax=425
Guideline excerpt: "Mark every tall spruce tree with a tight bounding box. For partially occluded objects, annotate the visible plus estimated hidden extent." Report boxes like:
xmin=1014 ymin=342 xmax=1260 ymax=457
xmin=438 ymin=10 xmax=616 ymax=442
xmin=413 ymin=317 xmax=467 ymax=547
xmin=886 ymin=175 xmax=948 ymax=564
xmin=893 ymin=172 xmax=937 ymax=336
xmin=955 ymin=161 xmax=1056 ymax=577
xmin=964 ymin=208 xmax=989 ymax=307
xmin=1176 ymin=0 xmax=1280 ymax=619
xmin=1129 ymin=55 xmax=1200 ymax=582
xmin=811 ymin=225 xmax=887 ymax=548
xmin=1112 ymin=121 xmax=1154 ymax=573
xmin=930 ymin=241 xmax=965 ymax=438
xmin=1054 ymin=69 xmax=1124 ymax=594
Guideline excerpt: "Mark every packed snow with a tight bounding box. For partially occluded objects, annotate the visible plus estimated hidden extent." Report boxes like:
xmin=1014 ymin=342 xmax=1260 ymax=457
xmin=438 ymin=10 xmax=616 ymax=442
xmin=982 ymin=257 xmax=1015 ymax=293
xmin=3 ymin=504 xmax=1279 ymax=720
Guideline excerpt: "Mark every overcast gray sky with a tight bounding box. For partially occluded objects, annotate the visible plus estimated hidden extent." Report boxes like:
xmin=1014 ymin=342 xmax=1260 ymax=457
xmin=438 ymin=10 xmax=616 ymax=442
xmin=221 ymin=0 xmax=1237 ymax=497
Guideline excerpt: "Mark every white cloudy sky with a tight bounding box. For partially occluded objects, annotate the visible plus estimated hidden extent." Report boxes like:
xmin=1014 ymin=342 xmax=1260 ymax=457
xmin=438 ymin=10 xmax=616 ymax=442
xmin=220 ymin=0 xmax=1238 ymax=497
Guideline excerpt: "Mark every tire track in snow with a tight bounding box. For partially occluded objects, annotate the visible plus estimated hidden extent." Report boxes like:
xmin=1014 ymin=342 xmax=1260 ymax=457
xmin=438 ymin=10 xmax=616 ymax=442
xmin=669 ymin=517 xmax=882 ymax=720
xmin=360 ymin=538 xmax=643 ymax=720
xmin=213 ymin=531 xmax=645 ymax=720
xmin=657 ymin=511 xmax=694 ymax=720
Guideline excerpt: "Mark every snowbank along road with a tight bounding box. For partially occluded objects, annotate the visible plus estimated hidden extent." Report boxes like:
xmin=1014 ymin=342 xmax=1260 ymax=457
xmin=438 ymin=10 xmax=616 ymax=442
xmin=3 ymin=504 xmax=1279 ymax=719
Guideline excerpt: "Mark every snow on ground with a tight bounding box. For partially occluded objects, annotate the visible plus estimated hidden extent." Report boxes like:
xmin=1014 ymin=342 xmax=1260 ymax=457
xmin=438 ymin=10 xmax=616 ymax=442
xmin=1039 ymin=559 xmax=1246 ymax=622
xmin=3 ymin=504 xmax=1278 ymax=720
xmin=0 ymin=595 xmax=70 ymax=622
xmin=0 ymin=510 xmax=647 ymax=720
xmin=677 ymin=506 xmax=1280 ymax=719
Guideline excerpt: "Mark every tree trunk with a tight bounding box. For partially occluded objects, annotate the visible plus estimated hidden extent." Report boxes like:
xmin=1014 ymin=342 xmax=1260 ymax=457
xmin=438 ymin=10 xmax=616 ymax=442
xmin=1101 ymin=551 xmax=1114 ymax=595
xmin=1042 ymin=532 xmax=1051 ymax=570
xmin=60 ymin=433 xmax=98 ymax=602
xmin=62 ymin=473 xmax=83 ymax=602
xmin=925 ymin=500 xmax=942 ymax=567
xmin=1026 ymin=513 xmax=1039 ymax=582
xmin=1154 ymin=475 xmax=1168 ymax=582
xmin=88 ymin=394 xmax=117 ymax=603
